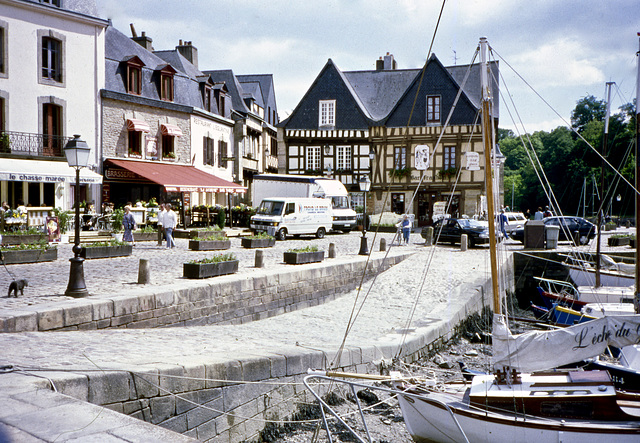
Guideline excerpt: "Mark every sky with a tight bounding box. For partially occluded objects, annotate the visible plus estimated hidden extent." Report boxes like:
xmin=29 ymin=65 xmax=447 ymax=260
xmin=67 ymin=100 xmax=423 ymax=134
xmin=98 ymin=0 xmax=639 ymax=133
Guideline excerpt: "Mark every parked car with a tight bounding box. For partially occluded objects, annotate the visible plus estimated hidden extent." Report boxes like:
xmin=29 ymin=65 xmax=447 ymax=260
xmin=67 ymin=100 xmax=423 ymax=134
xmin=511 ymin=216 xmax=596 ymax=245
xmin=504 ymin=212 xmax=527 ymax=237
xmin=432 ymin=218 xmax=491 ymax=247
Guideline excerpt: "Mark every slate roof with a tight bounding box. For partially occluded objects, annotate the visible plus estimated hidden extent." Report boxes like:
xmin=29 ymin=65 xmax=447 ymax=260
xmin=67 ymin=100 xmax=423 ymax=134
xmin=204 ymin=70 xmax=253 ymax=117
xmin=236 ymin=74 xmax=278 ymax=122
xmin=104 ymin=26 xmax=206 ymax=111
xmin=280 ymin=53 xmax=498 ymax=130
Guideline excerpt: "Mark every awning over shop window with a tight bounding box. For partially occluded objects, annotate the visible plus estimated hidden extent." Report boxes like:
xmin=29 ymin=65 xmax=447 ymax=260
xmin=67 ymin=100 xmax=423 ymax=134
xmin=160 ymin=123 xmax=183 ymax=137
xmin=105 ymin=158 xmax=245 ymax=193
xmin=0 ymin=158 xmax=103 ymax=184
xmin=126 ymin=118 xmax=150 ymax=133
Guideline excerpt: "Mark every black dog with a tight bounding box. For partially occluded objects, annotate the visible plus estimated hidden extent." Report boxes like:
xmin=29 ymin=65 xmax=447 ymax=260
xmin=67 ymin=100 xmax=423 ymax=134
xmin=8 ymin=279 xmax=28 ymax=298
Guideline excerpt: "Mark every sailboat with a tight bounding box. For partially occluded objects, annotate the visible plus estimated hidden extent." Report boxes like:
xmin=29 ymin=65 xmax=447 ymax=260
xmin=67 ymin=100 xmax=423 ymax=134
xmin=305 ymin=36 xmax=640 ymax=442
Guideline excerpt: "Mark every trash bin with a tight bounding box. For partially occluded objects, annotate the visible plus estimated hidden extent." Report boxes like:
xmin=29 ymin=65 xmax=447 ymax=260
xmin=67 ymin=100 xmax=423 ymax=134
xmin=545 ymin=225 xmax=560 ymax=249
xmin=524 ymin=220 xmax=545 ymax=249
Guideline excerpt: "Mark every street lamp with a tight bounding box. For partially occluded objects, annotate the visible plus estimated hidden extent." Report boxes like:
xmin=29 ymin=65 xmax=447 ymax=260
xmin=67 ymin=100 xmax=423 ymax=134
xmin=64 ymin=135 xmax=91 ymax=298
xmin=358 ymin=175 xmax=371 ymax=255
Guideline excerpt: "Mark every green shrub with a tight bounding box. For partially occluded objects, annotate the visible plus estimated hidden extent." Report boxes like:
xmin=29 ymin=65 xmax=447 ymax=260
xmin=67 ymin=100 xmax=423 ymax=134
xmin=84 ymin=239 xmax=126 ymax=248
xmin=286 ymin=245 xmax=319 ymax=253
xmin=246 ymin=232 xmax=274 ymax=240
xmin=215 ymin=210 xmax=226 ymax=229
xmin=188 ymin=252 xmax=236 ymax=264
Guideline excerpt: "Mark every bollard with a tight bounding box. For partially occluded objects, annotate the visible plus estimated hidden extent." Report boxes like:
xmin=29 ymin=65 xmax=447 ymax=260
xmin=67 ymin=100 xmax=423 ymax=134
xmin=421 ymin=227 xmax=433 ymax=246
xmin=329 ymin=242 xmax=336 ymax=258
xmin=255 ymin=250 xmax=264 ymax=268
xmin=380 ymin=238 xmax=386 ymax=251
xmin=137 ymin=258 xmax=150 ymax=284
xmin=460 ymin=234 xmax=468 ymax=251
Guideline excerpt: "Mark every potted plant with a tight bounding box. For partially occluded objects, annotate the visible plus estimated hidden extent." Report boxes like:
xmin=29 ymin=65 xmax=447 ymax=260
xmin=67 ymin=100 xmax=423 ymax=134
xmin=52 ymin=207 xmax=71 ymax=243
xmin=608 ymin=234 xmax=631 ymax=247
xmin=188 ymin=231 xmax=231 ymax=251
xmin=0 ymin=241 xmax=57 ymax=264
xmin=110 ymin=208 xmax=124 ymax=241
xmin=80 ymin=239 xmax=132 ymax=259
xmin=283 ymin=245 xmax=325 ymax=265
xmin=183 ymin=252 xmax=239 ymax=279
xmin=388 ymin=167 xmax=412 ymax=179
xmin=437 ymin=167 xmax=459 ymax=180
xmin=1 ymin=226 xmax=47 ymax=246
xmin=241 ymin=232 xmax=275 ymax=249
xmin=133 ymin=225 xmax=158 ymax=242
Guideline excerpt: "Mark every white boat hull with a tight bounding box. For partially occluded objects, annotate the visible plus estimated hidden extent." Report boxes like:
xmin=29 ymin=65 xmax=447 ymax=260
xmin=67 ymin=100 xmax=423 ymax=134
xmin=397 ymin=389 xmax=640 ymax=443
xmin=568 ymin=265 xmax=634 ymax=287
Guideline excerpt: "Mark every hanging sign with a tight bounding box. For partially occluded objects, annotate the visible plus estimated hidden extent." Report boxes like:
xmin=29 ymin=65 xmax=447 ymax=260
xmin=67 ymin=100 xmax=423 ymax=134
xmin=466 ymin=152 xmax=480 ymax=171
xmin=414 ymin=145 xmax=430 ymax=170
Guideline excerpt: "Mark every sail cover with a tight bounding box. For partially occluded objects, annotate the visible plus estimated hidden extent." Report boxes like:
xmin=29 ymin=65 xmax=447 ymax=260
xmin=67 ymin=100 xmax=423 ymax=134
xmin=492 ymin=313 xmax=640 ymax=372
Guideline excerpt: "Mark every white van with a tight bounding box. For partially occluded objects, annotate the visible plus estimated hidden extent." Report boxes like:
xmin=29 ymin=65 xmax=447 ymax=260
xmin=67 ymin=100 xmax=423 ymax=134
xmin=250 ymin=198 xmax=333 ymax=240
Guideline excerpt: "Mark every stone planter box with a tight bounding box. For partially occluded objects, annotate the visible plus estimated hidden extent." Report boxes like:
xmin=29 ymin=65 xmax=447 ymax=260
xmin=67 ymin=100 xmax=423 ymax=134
xmin=1 ymin=234 xmax=47 ymax=246
xmin=188 ymin=239 xmax=231 ymax=251
xmin=630 ymin=238 xmax=637 ymax=248
xmin=369 ymin=226 xmax=397 ymax=233
xmin=608 ymin=237 xmax=630 ymax=247
xmin=283 ymin=251 xmax=325 ymax=265
xmin=183 ymin=260 xmax=239 ymax=279
xmin=241 ymin=238 xmax=275 ymax=249
xmin=0 ymin=248 xmax=57 ymax=264
xmin=133 ymin=232 xmax=157 ymax=242
xmin=80 ymin=245 xmax=133 ymax=259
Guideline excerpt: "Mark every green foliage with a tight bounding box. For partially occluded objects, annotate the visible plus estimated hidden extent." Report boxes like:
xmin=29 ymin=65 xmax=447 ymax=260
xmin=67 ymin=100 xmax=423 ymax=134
xmin=1 ymin=227 xmax=43 ymax=236
xmin=1 ymin=240 xmax=53 ymax=250
xmin=84 ymin=239 xmax=127 ymax=248
xmin=246 ymin=232 xmax=274 ymax=240
xmin=388 ymin=167 xmax=412 ymax=179
xmin=571 ymin=95 xmax=606 ymax=133
xmin=53 ymin=207 xmax=72 ymax=234
xmin=138 ymin=225 xmax=157 ymax=233
xmin=354 ymin=205 xmax=364 ymax=214
xmin=111 ymin=209 xmax=124 ymax=233
xmin=198 ymin=233 xmax=228 ymax=241
xmin=215 ymin=209 xmax=226 ymax=229
xmin=286 ymin=245 xmax=319 ymax=253
xmin=188 ymin=252 xmax=236 ymax=264
xmin=437 ymin=167 xmax=458 ymax=180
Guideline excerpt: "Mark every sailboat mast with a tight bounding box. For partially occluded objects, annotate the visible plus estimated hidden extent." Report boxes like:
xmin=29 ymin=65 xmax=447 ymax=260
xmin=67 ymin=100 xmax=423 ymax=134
xmin=596 ymin=82 xmax=614 ymax=287
xmin=635 ymin=33 xmax=640 ymax=314
xmin=479 ymin=37 xmax=501 ymax=315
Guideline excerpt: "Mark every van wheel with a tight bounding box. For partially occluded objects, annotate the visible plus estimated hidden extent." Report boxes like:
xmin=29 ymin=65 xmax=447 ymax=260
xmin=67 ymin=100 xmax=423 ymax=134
xmin=277 ymin=229 xmax=287 ymax=241
xmin=316 ymin=227 xmax=326 ymax=239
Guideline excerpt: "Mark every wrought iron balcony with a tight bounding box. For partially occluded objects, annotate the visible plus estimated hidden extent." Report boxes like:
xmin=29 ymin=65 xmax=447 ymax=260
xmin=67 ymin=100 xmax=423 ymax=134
xmin=0 ymin=131 xmax=73 ymax=158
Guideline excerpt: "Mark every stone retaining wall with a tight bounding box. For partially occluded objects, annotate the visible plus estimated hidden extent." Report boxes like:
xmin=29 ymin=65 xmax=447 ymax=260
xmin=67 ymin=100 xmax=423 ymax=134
xmin=35 ymin=254 xmax=512 ymax=442
xmin=1 ymin=253 xmax=411 ymax=333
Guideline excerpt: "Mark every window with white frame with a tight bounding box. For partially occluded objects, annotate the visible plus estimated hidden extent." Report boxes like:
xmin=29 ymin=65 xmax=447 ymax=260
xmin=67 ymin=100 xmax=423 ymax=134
xmin=319 ymin=100 xmax=335 ymax=128
xmin=444 ymin=146 xmax=456 ymax=169
xmin=336 ymin=146 xmax=351 ymax=171
xmin=38 ymin=29 xmax=65 ymax=86
xmin=306 ymin=146 xmax=321 ymax=172
xmin=394 ymin=146 xmax=407 ymax=169
xmin=426 ymin=95 xmax=441 ymax=123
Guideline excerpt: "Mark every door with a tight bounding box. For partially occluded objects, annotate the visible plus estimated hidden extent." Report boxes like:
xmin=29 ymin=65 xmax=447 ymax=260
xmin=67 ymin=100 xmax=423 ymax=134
xmin=416 ymin=191 xmax=439 ymax=226
xmin=43 ymin=103 xmax=62 ymax=156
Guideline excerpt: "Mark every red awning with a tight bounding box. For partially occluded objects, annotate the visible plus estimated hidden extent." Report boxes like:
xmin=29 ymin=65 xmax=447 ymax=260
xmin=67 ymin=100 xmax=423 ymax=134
xmin=161 ymin=123 xmax=183 ymax=136
xmin=105 ymin=159 xmax=246 ymax=193
xmin=126 ymin=118 xmax=150 ymax=133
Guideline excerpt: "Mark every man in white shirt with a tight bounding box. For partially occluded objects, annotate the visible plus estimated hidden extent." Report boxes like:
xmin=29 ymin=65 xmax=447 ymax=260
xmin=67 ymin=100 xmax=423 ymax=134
xmin=163 ymin=203 xmax=177 ymax=248
xmin=156 ymin=203 xmax=166 ymax=246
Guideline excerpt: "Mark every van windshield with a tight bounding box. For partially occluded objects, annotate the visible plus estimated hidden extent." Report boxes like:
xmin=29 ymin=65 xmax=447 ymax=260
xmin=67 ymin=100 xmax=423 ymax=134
xmin=331 ymin=196 xmax=349 ymax=209
xmin=257 ymin=201 xmax=284 ymax=216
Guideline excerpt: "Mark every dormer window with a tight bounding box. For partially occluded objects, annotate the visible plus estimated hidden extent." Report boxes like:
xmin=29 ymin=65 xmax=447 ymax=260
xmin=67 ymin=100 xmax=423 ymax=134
xmin=156 ymin=64 xmax=176 ymax=102
xmin=203 ymin=84 xmax=212 ymax=112
xmin=124 ymin=56 xmax=144 ymax=95
xmin=319 ymin=100 xmax=335 ymax=128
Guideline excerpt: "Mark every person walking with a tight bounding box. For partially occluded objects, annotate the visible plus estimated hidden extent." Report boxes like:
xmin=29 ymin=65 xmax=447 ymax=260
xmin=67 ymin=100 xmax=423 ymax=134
xmin=498 ymin=209 xmax=509 ymax=239
xmin=156 ymin=203 xmax=165 ymax=246
xmin=163 ymin=203 xmax=177 ymax=249
xmin=534 ymin=207 xmax=544 ymax=220
xmin=401 ymin=214 xmax=411 ymax=245
xmin=122 ymin=206 xmax=137 ymax=244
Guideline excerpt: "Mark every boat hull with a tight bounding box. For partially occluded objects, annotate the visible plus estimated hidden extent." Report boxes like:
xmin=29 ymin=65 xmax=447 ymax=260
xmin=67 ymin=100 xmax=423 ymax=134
xmin=567 ymin=265 xmax=634 ymax=287
xmin=397 ymin=390 xmax=640 ymax=443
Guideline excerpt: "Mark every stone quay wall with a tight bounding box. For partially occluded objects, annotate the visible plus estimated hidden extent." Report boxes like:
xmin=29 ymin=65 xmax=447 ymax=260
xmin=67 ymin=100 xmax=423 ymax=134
xmin=2 ymin=253 xmax=412 ymax=333
xmin=34 ymin=253 xmax=510 ymax=442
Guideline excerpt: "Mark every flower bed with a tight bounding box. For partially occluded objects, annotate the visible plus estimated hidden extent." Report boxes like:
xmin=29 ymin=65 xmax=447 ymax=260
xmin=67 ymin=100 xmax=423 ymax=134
xmin=183 ymin=253 xmax=238 ymax=279
xmin=608 ymin=235 xmax=631 ymax=247
xmin=133 ymin=232 xmax=157 ymax=242
xmin=80 ymin=241 xmax=132 ymax=259
xmin=241 ymin=233 xmax=275 ymax=249
xmin=1 ymin=233 xmax=48 ymax=246
xmin=283 ymin=246 xmax=324 ymax=265
xmin=0 ymin=247 xmax=57 ymax=264
xmin=188 ymin=239 xmax=231 ymax=251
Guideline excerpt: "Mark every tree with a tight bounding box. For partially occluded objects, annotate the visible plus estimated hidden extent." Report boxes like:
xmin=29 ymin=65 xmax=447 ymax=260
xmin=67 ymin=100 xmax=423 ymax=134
xmin=571 ymin=95 xmax=606 ymax=133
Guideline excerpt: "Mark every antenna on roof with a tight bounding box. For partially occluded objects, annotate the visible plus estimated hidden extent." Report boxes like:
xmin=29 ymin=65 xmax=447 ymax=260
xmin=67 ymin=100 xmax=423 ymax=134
xmin=453 ymin=50 xmax=458 ymax=65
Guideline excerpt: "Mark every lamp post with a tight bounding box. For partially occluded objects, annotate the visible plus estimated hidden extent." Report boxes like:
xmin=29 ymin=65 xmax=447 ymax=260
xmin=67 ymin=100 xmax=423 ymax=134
xmin=64 ymin=135 xmax=91 ymax=298
xmin=358 ymin=175 xmax=371 ymax=255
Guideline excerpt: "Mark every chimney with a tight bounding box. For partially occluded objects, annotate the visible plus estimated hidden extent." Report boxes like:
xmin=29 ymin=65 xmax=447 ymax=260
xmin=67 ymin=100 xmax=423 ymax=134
xmin=383 ymin=52 xmax=397 ymax=70
xmin=132 ymin=30 xmax=154 ymax=51
xmin=376 ymin=56 xmax=384 ymax=71
xmin=177 ymin=40 xmax=198 ymax=68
